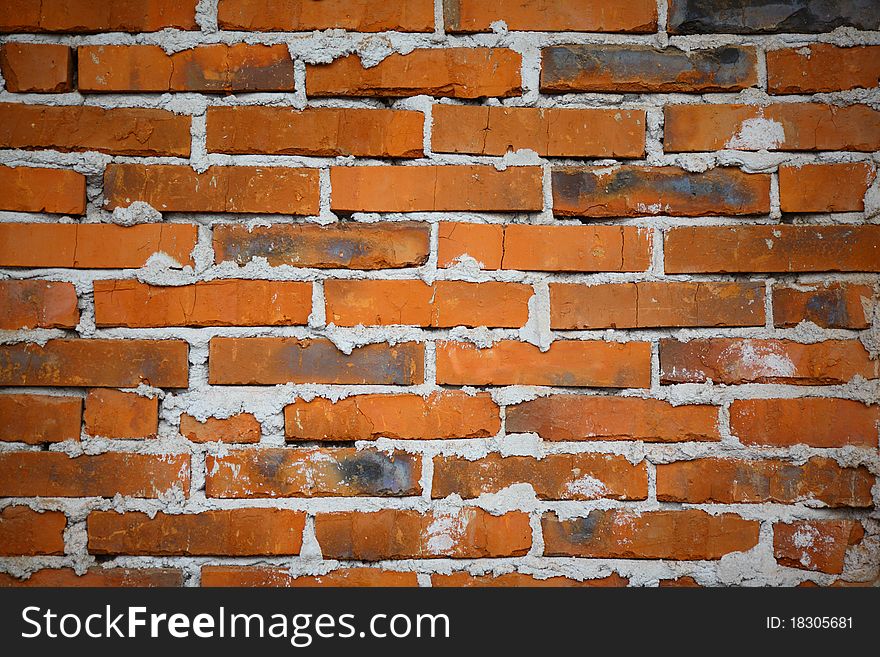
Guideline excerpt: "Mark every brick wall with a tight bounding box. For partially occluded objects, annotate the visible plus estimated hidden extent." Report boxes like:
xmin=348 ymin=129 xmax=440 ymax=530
xmin=0 ymin=0 xmax=878 ymax=587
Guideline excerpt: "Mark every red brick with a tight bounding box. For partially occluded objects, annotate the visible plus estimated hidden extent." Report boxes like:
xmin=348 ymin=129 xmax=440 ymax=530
xmin=209 ymin=338 xmax=424 ymax=385
xmin=432 ymin=106 xmax=645 ymax=157
xmin=779 ymin=162 xmax=875 ymax=213
xmin=730 ymin=398 xmax=879 ymax=448
xmin=0 ymin=568 xmax=182 ymax=587
xmin=774 ymin=520 xmax=864 ymax=574
xmin=0 ymin=339 xmax=189 ymax=388
xmin=201 ymin=566 xmax=418 ymax=587
xmin=432 ymin=572 xmax=629 ymax=587
xmin=550 ymin=281 xmax=765 ymax=329
xmin=284 ymin=392 xmax=500 ymax=441
xmin=206 ymin=448 xmax=420 ymax=497
xmin=773 ymin=283 xmax=874 ymax=329
xmin=656 ymin=457 xmax=874 ymax=507
xmin=542 ymin=509 xmax=759 ymax=559
xmin=324 ymin=279 xmax=532 ymax=327
xmin=659 ymin=576 xmax=701 ymax=587
xmin=179 ymin=414 xmax=261 ymax=443
xmin=330 ymin=166 xmax=543 ymax=213
xmin=0 ymin=507 xmax=65 ymax=556
xmin=665 ymin=226 xmax=880 ymax=273
xmin=0 ymin=43 xmax=72 ymax=92
xmin=88 ymin=509 xmax=305 ymax=556
xmin=0 ymin=166 xmax=85 ymax=215
xmin=0 ymin=394 xmax=82 ymax=444
xmin=84 ymin=389 xmax=159 ymax=438
xmin=660 ymin=338 xmax=877 ymax=385
xmin=445 ymin=0 xmax=656 ymax=33
xmin=767 ymin=44 xmax=880 ymax=94
xmin=0 ymin=103 xmax=190 ymax=156
xmin=104 ymin=165 xmax=319 ymax=215
xmin=0 ymin=280 xmax=79 ymax=329
xmin=218 ymin=0 xmax=434 ymax=32
xmin=78 ymin=44 xmax=294 ymax=93
xmin=553 ymin=166 xmax=770 ymax=217
xmin=664 ymin=103 xmax=880 ymax=152
xmin=207 ymin=106 xmax=424 ymax=157
xmin=0 ymin=0 xmax=198 ymax=33
xmin=438 ymin=222 xmax=505 ymax=269
xmin=506 ymin=396 xmax=720 ymax=442
xmin=315 ymin=509 xmax=531 ymax=560
xmin=0 ymin=223 xmax=198 ymax=268
xmin=94 ymin=279 xmax=311 ymax=328
xmin=214 ymin=222 xmax=429 ymax=269
xmin=0 ymin=452 xmax=190 ymax=498
xmin=433 ymin=453 xmax=648 ymax=500
xmin=307 ymin=48 xmax=522 ymax=98
xmin=436 ymin=340 xmax=651 ymax=388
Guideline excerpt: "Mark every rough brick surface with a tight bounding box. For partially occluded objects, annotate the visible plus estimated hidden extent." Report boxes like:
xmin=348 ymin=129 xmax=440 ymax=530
xmin=0 ymin=166 xmax=85 ymax=215
xmin=772 ymin=283 xmax=873 ymax=329
xmin=0 ymin=0 xmax=199 ymax=33
xmin=0 ymin=280 xmax=80 ymax=329
xmin=0 ymin=507 xmax=66 ymax=556
xmin=0 ymin=394 xmax=82 ymax=444
xmin=767 ymin=44 xmax=880 ymax=93
xmin=218 ymin=0 xmax=434 ymax=32
xmin=773 ymin=520 xmax=864 ymax=574
xmin=0 ymin=43 xmax=73 ymax=92
xmin=444 ymin=0 xmax=657 ymax=33
xmin=179 ymin=413 xmax=261 ymax=444
xmin=83 ymin=389 xmax=159 ymax=439
xmin=778 ymin=163 xmax=875 ymax=213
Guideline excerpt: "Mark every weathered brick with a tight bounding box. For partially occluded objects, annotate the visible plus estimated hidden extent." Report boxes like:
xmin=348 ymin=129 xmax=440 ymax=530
xmin=553 ymin=166 xmax=770 ymax=217
xmin=0 ymin=452 xmax=190 ymax=498
xmin=541 ymin=45 xmax=757 ymax=93
xmin=284 ymin=392 xmax=500 ymax=441
xmin=201 ymin=566 xmax=418 ymax=587
xmin=502 ymin=225 xmax=652 ymax=272
xmin=214 ymin=222 xmax=429 ymax=269
xmin=444 ymin=0 xmax=656 ymax=33
xmin=0 ymin=223 xmax=198 ymax=268
xmin=218 ymin=0 xmax=434 ymax=32
xmin=657 ymin=457 xmax=874 ymax=507
xmin=660 ymin=338 xmax=877 ymax=385
xmin=88 ymin=509 xmax=305 ymax=556
xmin=179 ymin=413 xmax=261 ymax=443
xmin=104 ymin=165 xmax=319 ymax=215
xmin=0 ymin=0 xmax=198 ymax=33
xmin=206 ymin=448 xmax=421 ymax=498
xmin=306 ymin=48 xmax=522 ymax=98
xmin=0 ymin=568 xmax=182 ymax=587
xmin=330 ymin=166 xmax=543 ymax=213
xmin=0 ymin=43 xmax=72 ymax=92
xmin=543 ymin=509 xmax=759 ymax=559
xmin=550 ymin=281 xmax=765 ymax=329
xmin=209 ymin=338 xmax=424 ymax=385
xmin=774 ymin=520 xmax=864 ymax=574
xmin=665 ymin=226 xmax=880 ymax=273
xmin=0 ymin=339 xmax=189 ymax=388
xmin=506 ymin=396 xmax=720 ymax=442
xmin=433 ymin=453 xmax=648 ymax=500
xmin=768 ymin=44 xmax=880 ymax=94
xmin=0 ymin=280 xmax=79 ymax=330
xmin=0 ymin=507 xmax=65 ymax=556
xmin=94 ymin=279 xmax=312 ymax=328
xmin=0 ymin=103 xmax=191 ymax=157
xmin=83 ymin=389 xmax=159 ymax=439
xmin=432 ymin=106 xmax=646 ymax=157
xmin=436 ymin=340 xmax=651 ymax=388
xmin=207 ymin=106 xmax=424 ymax=157
xmin=78 ymin=44 xmax=294 ymax=92
xmin=659 ymin=576 xmax=701 ymax=587
xmin=315 ymin=509 xmax=531 ymax=560
xmin=432 ymin=572 xmax=629 ymax=587
xmin=0 ymin=166 xmax=85 ymax=215
xmin=668 ymin=0 xmax=880 ymax=34
xmin=0 ymin=394 xmax=82 ymax=444
xmin=664 ymin=103 xmax=880 ymax=152
xmin=438 ymin=222 xmax=505 ymax=269
xmin=779 ymin=162 xmax=875 ymax=213
xmin=324 ymin=279 xmax=532 ymax=327
xmin=773 ymin=283 xmax=874 ymax=329
xmin=730 ymin=398 xmax=879 ymax=448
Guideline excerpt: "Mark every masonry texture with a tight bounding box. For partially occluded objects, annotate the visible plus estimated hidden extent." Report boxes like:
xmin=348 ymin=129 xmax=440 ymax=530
xmin=0 ymin=0 xmax=878 ymax=588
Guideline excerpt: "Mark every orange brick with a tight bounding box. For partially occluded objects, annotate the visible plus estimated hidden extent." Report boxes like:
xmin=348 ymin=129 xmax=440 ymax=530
xmin=659 ymin=576 xmax=701 ymax=587
xmin=0 ymin=166 xmax=85 ymax=215
xmin=201 ymin=566 xmax=418 ymax=587
xmin=0 ymin=507 xmax=66 ymax=556
xmin=83 ymin=389 xmax=159 ymax=439
xmin=94 ymin=279 xmax=312 ymax=328
xmin=436 ymin=340 xmax=651 ymax=387
xmin=315 ymin=509 xmax=531 ymax=560
xmin=772 ymin=283 xmax=874 ymax=329
xmin=0 ymin=394 xmax=82 ymax=444
xmin=0 ymin=568 xmax=182 ymax=587
xmin=0 ymin=0 xmax=198 ymax=33
xmin=218 ymin=0 xmax=434 ymax=32
xmin=0 ymin=280 xmax=79 ymax=329
xmin=774 ymin=520 xmax=864 ymax=574
xmin=207 ymin=106 xmax=424 ymax=157
xmin=330 ymin=166 xmax=543 ymax=213
xmin=550 ymin=281 xmax=765 ymax=329
xmin=503 ymin=225 xmax=651 ymax=272
xmin=324 ymin=279 xmax=532 ymax=327
xmin=444 ymin=0 xmax=656 ymax=33
xmin=506 ymin=396 xmax=720 ymax=442
xmin=438 ymin=222 xmax=505 ymax=269
xmin=0 ymin=43 xmax=72 ymax=92
xmin=307 ymin=48 xmax=522 ymax=98
xmin=432 ymin=106 xmax=645 ymax=157
xmin=104 ymin=165 xmax=319 ymax=215
xmin=78 ymin=44 xmax=294 ymax=92
xmin=730 ymin=398 xmax=879 ymax=448
xmin=432 ymin=572 xmax=629 ymax=587
xmin=179 ymin=414 xmax=261 ymax=443
xmin=660 ymin=338 xmax=877 ymax=385
xmin=779 ymin=162 xmax=875 ymax=213
xmin=284 ymin=392 xmax=500 ymax=441
xmin=768 ymin=44 xmax=880 ymax=94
